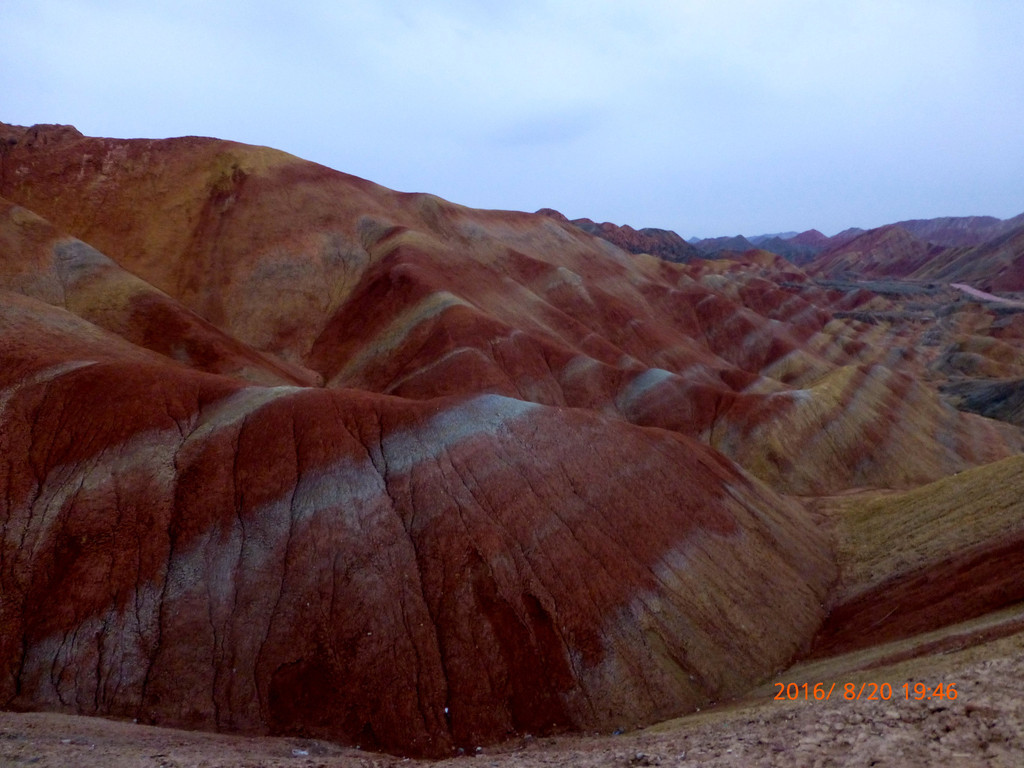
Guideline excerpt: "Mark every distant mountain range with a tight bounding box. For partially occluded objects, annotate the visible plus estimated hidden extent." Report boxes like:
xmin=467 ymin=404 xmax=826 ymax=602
xmin=536 ymin=209 xmax=701 ymax=262
xmin=551 ymin=211 xmax=1024 ymax=290
xmin=810 ymin=219 xmax=1024 ymax=291
xmin=894 ymin=213 xmax=1024 ymax=247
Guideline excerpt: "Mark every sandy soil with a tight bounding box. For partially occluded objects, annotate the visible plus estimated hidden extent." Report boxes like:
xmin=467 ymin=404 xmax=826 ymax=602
xmin=4 ymin=604 xmax=1024 ymax=768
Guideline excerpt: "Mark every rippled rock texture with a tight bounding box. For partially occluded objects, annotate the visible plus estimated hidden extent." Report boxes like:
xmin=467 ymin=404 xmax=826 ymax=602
xmin=0 ymin=122 xmax=1021 ymax=756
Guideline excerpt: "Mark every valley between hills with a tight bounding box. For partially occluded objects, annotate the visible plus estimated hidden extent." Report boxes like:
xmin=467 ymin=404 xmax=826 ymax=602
xmin=1 ymin=122 xmax=1024 ymax=766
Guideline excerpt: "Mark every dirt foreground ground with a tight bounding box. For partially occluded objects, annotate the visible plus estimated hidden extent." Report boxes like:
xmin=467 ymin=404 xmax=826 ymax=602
xmin=4 ymin=604 xmax=1024 ymax=768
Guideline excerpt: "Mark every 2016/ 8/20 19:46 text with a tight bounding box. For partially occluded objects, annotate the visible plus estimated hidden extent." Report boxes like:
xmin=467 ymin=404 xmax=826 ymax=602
xmin=774 ymin=682 xmax=958 ymax=702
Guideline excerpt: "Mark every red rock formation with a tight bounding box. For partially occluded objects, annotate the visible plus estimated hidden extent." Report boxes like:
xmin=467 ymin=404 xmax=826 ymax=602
xmin=689 ymin=234 xmax=758 ymax=257
xmin=1 ymin=122 xmax=1023 ymax=757
xmin=809 ymin=225 xmax=949 ymax=279
xmin=751 ymin=229 xmax=831 ymax=266
xmin=921 ymin=225 xmax=1024 ymax=292
xmin=547 ymin=213 xmax=701 ymax=263
xmin=789 ymin=229 xmax=831 ymax=249
xmin=894 ymin=212 xmax=1024 ymax=248
xmin=0 ymin=294 xmax=833 ymax=755
xmin=807 ymin=220 xmax=1024 ymax=292
xmin=0 ymin=199 xmax=315 ymax=385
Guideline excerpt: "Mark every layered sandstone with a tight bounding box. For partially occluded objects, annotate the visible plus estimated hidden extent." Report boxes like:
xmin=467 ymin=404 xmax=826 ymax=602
xmin=1 ymin=122 xmax=1023 ymax=757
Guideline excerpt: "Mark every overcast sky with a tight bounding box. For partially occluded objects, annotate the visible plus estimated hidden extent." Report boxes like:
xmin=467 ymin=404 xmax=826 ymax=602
xmin=4 ymin=0 xmax=1023 ymax=237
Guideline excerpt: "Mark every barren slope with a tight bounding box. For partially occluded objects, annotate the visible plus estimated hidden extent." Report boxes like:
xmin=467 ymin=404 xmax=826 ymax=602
xmin=1 ymin=122 xmax=1023 ymax=760
xmin=809 ymin=218 xmax=1024 ymax=292
xmin=812 ymin=455 xmax=1024 ymax=655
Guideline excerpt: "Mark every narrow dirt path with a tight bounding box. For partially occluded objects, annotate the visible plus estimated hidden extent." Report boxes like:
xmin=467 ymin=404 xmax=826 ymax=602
xmin=951 ymin=283 xmax=1024 ymax=308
